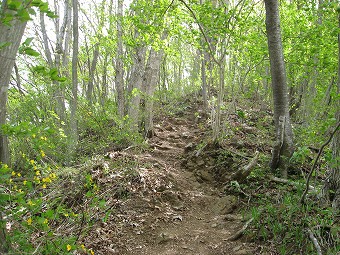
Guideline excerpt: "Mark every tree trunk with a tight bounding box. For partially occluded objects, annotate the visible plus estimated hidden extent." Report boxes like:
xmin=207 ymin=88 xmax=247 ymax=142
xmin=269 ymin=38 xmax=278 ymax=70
xmin=0 ymin=2 xmax=27 ymax=251
xmin=201 ymin=51 xmax=208 ymax=111
xmin=0 ymin=4 xmax=27 ymax=167
xmin=115 ymin=0 xmax=125 ymax=117
xmin=68 ymin=0 xmax=79 ymax=162
xmin=86 ymin=43 xmax=100 ymax=104
xmin=321 ymin=11 xmax=340 ymax=211
xmin=128 ymin=46 xmax=146 ymax=132
xmin=264 ymin=0 xmax=294 ymax=178
xmin=144 ymin=49 xmax=163 ymax=138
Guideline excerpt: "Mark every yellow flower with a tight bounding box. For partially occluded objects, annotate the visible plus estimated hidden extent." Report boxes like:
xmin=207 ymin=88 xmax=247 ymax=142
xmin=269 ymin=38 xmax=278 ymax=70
xmin=42 ymin=184 xmax=47 ymax=189
xmin=43 ymin=219 xmax=48 ymax=224
xmin=23 ymin=180 xmax=27 ymax=185
xmin=27 ymin=218 xmax=32 ymax=225
xmin=3 ymin=164 xmax=8 ymax=169
xmin=81 ymin=244 xmax=86 ymax=250
xmin=49 ymin=173 xmax=56 ymax=179
xmin=40 ymin=136 xmax=47 ymax=141
xmin=9 ymin=179 xmax=12 ymax=183
xmin=11 ymin=171 xmax=16 ymax=176
xmin=66 ymin=244 xmax=72 ymax=251
xmin=40 ymin=150 xmax=46 ymax=157
xmin=33 ymin=166 xmax=38 ymax=170
xmin=35 ymin=170 xmax=40 ymax=176
xmin=17 ymin=173 xmax=21 ymax=177
xmin=27 ymin=200 xmax=35 ymax=206
xmin=90 ymin=249 xmax=94 ymax=255
xmin=29 ymin=159 xmax=35 ymax=165
xmin=32 ymin=134 xmax=36 ymax=138
xmin=43 ymin=177 xmax=51 ymax=183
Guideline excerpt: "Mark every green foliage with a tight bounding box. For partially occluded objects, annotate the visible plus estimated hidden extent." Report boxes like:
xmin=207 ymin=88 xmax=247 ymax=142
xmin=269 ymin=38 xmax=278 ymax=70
xmin=250 ymin=187 xmax=339 ymax=254
xmin=1 ymin=0 xmax=57 ymax=26
xmin=77 ymin=100 xmax=144 ymax=159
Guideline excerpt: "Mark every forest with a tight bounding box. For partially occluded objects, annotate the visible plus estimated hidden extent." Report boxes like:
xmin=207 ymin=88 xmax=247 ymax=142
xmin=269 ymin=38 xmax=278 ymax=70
xmin=0 ymin=0 xmax=339 ymax=254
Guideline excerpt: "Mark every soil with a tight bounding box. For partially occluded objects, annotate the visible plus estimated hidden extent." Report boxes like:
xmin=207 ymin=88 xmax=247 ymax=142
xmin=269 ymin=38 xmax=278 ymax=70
xmin=79 ymin=102 xmax=264 ymax=255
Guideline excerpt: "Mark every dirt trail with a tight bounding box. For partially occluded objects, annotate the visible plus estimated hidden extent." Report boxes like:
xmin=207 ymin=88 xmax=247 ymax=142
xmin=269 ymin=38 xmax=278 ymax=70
xmin=83 ymin=104 xmax=257 ymax=255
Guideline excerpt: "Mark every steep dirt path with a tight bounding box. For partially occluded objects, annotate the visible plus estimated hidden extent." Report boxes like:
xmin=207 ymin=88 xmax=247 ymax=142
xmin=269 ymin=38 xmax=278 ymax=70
xmin=83 ymin=105 xmax=258 ymax=255
xmin=129 ymin=113 xmax=254 ymax=255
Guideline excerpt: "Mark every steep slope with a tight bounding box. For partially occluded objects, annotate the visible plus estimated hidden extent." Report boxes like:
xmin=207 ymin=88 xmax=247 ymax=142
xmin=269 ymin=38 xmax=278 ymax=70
xmin=80 ymin=103 xmax=258 ymax=255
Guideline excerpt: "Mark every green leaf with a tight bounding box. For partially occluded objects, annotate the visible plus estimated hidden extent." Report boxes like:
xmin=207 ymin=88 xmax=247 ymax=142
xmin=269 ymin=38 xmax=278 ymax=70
xmin=0 ymin=42 xmax=11 ymax=50
xmin=46 ymin=11 xmax=58 ymax=19
xmin=7 ymin=0 xmax=22 ymax=10
xmin=17 ymin=9 xmax=31 ymax=22
xmin=32 ymin=65 xmax=47 ymax=74
xmin=20 ymin=47 xmax=40 ymax=57
xmin=23 ymin=37 xmax=34 ymax=46
xmin=1 ymin=13 xmax=14 ymax=25
xmin=44 ymin=209 xmax=54 ymax=218
xmin=0 ymin=193 xmax=11 ymax=202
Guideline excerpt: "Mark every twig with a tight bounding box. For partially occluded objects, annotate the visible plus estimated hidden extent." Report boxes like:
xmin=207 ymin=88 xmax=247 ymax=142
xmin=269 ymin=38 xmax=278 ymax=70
xmin=307 ymin=228 xmax=323 ymax=255
xmin=228 ymin=217 xmax=253 ymax=241
xmin=300 ymin=122 xmax=340 ymax=205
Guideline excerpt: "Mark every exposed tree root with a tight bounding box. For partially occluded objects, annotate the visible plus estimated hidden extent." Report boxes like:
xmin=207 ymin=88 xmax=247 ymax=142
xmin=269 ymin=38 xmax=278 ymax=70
xmin=230 ymin=151 xmax=259 ymax=183
xmin=228 ymin=217 xmax=253 ymax=241
xmin=307 ymin=228 xmax=323 ymax=255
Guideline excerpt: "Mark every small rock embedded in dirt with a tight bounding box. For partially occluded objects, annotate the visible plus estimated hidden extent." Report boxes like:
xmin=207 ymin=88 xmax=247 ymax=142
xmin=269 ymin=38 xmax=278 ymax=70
xmin=157 ymin=232 xmax=174 ymax=244
xmin=172 ymin=215 xmax=183 ymax=221
xmin=196 ymin=170 xmax=214 ymax=182
xmin=184 ymin=142 xmax=195 ymax=153
xmin=212 ymin=195 xmax=238 ymax=215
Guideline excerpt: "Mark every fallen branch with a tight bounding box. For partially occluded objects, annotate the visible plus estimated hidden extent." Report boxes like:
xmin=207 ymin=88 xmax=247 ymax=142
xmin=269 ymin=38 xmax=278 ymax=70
xmin=307 ymin=228 xmax=322 ymax=255
xmin=228 ymin=217 xmax=253 ymax=241
xmin=270 ymin=176 xmax=316 ymax=192
xmin=230 ymin=151 xmax=260 ymax=183
xmin=300 ymin=121 xmax=340 ymax=205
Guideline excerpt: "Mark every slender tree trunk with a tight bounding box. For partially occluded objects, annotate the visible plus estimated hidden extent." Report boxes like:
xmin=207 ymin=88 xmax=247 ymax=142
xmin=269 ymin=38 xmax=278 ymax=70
xmin=264 ymin=0 xmax=294 ymax=178
xmin=321 ymin=11 xmax=340 ymax=211
xmin=86 ymin=43 xmax=100 ymax=104
xmin=115 ymin=0 xmax=125 ymax=117
xmin=100 ymin=0 xmax=114 ymax=106
xmin=212 ymin=60 xmax=225 ymax=141
xmin=201 ymin=51 xmax=208 ymax=111
xmin=69 ymin=0 xmax=79 ymax=161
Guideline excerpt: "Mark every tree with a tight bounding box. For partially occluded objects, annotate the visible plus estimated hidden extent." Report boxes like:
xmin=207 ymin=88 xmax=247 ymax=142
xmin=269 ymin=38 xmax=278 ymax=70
xmin=264 ymin=0 xmax=294 ymax=178
xmin=115 ymin=0 xmax=125 ymax=117
xmin=69 ymin=0 xmax=79 ymax=160
xmin=0 ymin=2 xmax=27 ymax=165
xmin=321 ymin=8 xmax=340 ymax=211
xmin=0 ymin=1 xmax=28 ymax=251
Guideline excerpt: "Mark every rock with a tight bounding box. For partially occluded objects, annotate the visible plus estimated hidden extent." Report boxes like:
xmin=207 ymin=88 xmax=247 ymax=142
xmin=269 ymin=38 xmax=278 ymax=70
xmin=212 ymin=195 xmax=237 ymax=215
xmin=196 ymin=159 xmax=205 ymax=166
xmin=165 ymin=125 xmax=176 ymax=131
xmin=161 ymin=190 xmax=182 ymax=206
xmin=184 ymin=142 xmax=195 ymax=153
xmin=157 ymin=232 xmax=174 ymax=244
xmin=196 ymin=170 xmax=214 ymax=182
xmin=235 ymin=250 xmax=251 ymax=255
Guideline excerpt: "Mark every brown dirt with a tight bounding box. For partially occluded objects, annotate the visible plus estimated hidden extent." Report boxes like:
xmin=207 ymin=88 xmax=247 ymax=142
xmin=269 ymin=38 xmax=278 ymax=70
xmin=80 ymin=105 xmax=261 ymax=255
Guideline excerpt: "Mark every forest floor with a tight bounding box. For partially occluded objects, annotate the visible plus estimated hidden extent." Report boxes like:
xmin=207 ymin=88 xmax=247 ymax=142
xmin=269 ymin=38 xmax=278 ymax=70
xmin=71 ymin=100 xmax=274 ymax=255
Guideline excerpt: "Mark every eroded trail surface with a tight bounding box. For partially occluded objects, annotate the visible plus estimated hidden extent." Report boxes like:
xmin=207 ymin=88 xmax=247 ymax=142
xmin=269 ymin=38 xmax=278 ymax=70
xmin=82 ymin=104 xmax=257 ymax=255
